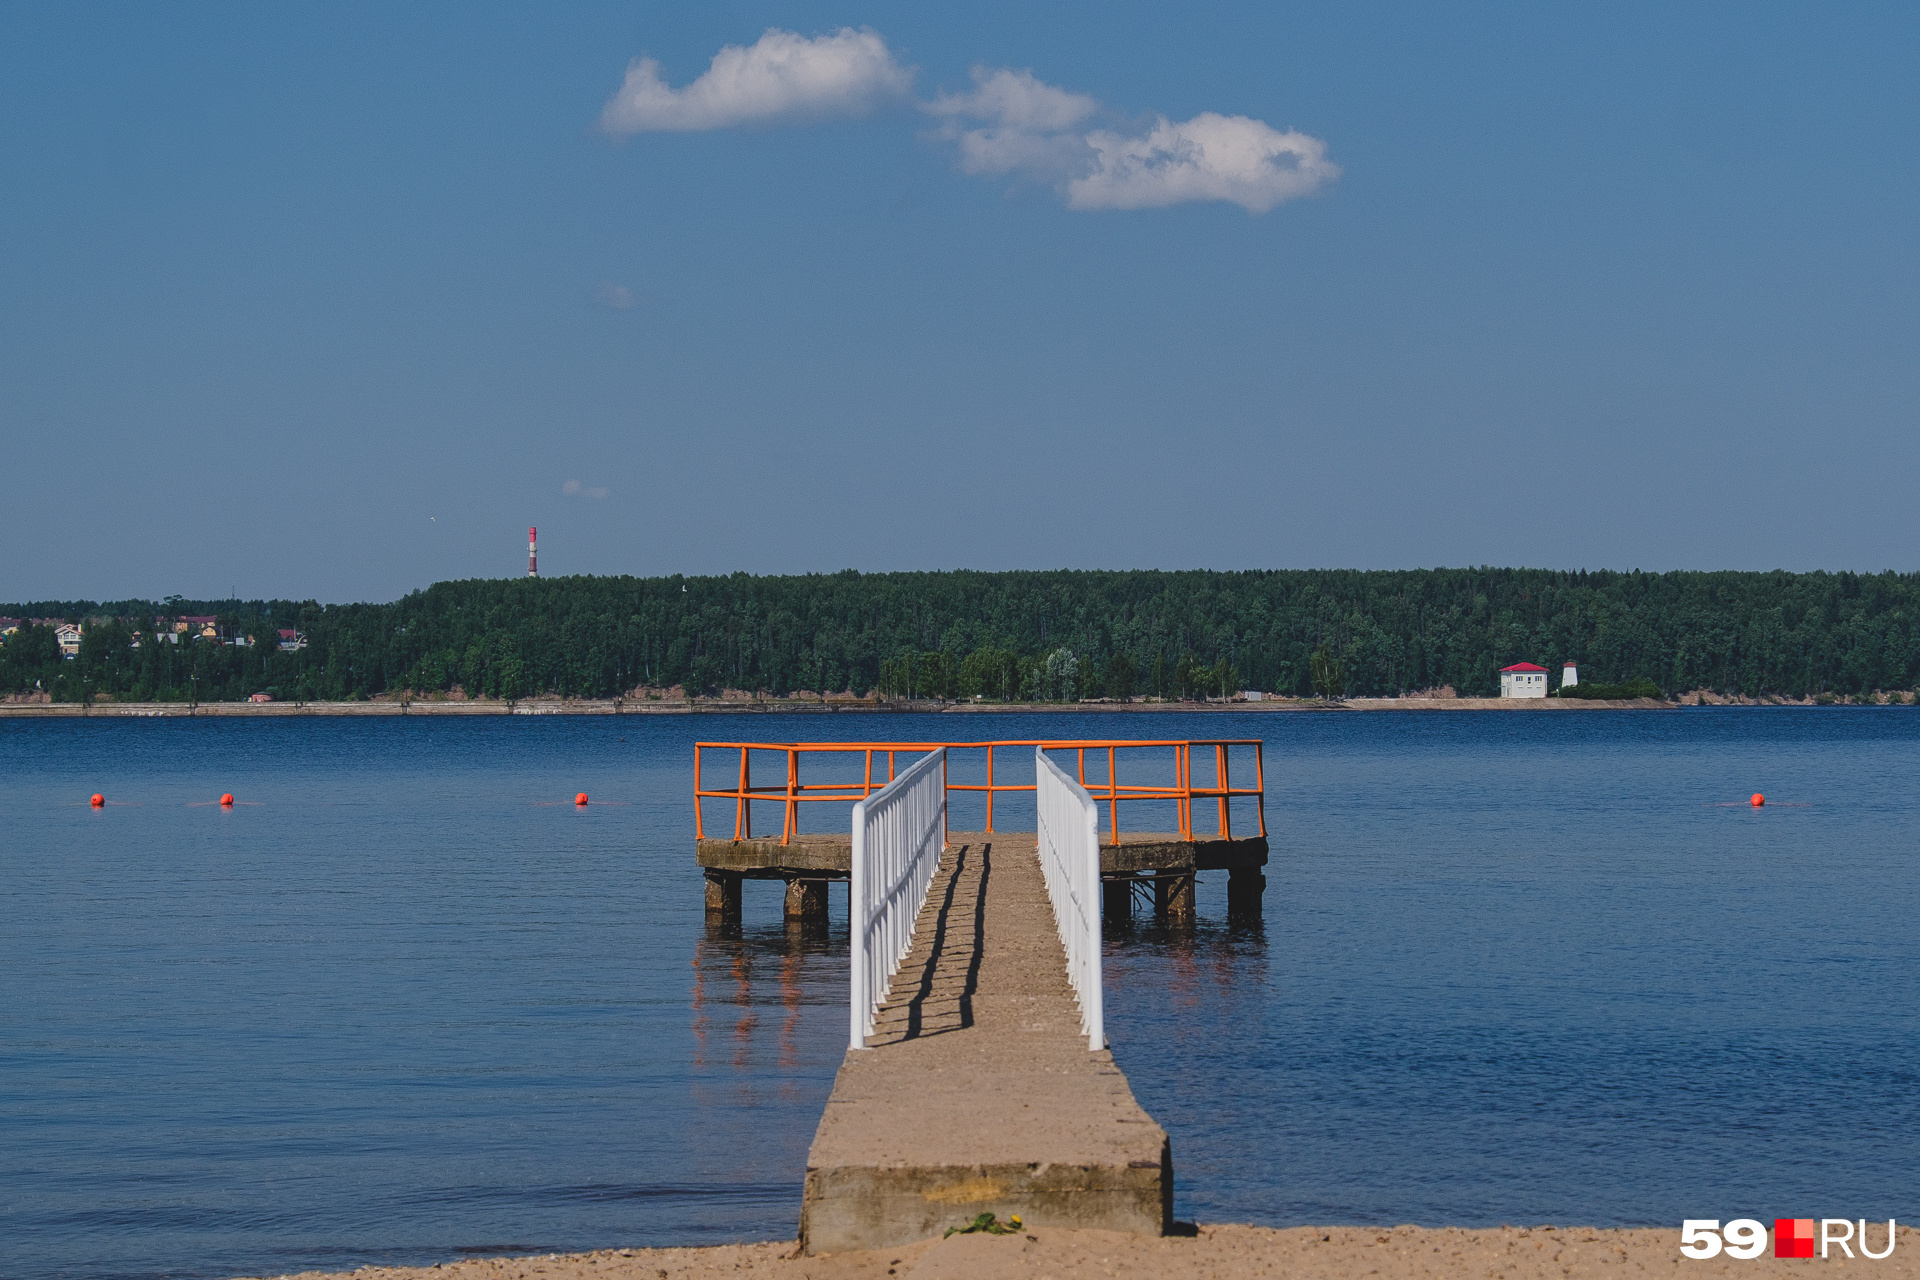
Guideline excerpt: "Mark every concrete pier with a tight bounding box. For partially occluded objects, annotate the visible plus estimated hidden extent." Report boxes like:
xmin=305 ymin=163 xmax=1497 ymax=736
xmin=698 ymin=835 xmax=849 ymax=924
xmin=698 ymin=829 xmax=1266 ymax=925
xmin=799 ymin=835 xmax=1171 ymax=1255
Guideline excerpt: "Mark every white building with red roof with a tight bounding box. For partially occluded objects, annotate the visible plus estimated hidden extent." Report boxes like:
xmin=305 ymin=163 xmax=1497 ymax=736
xmin=1500 ymin=662 xmax=1549 ymax=698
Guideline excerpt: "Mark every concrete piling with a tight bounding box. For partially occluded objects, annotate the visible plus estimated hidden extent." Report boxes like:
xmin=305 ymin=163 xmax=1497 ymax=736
xmin=1227 ymin=865 xmax=1266 ymax=915
xmin=1153 ymin=872 xmax=1196 ymax=921
xmin=783 ymin=878 xmax=828 ymax=921
xmin=704 ymin=870 xmax=742 ymax=922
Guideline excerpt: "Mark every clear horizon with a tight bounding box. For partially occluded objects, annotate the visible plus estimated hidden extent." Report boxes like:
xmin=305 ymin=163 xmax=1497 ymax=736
xmin=4 ymin=3 xmax=1916 ymax=602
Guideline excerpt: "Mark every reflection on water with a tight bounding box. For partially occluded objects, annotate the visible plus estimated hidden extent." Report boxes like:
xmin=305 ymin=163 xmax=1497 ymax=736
xmin=693 ymin=918 xmax=841 ymax=1078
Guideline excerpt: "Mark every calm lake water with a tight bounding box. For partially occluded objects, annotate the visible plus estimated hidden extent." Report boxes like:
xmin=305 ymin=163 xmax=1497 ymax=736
xmin=2 ymin=710 xmax=1916 ymax=1280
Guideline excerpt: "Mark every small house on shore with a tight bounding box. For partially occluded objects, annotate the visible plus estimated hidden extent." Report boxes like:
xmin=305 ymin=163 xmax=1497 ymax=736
xmin=1500 ymin=662 xmax=1549 ymax=698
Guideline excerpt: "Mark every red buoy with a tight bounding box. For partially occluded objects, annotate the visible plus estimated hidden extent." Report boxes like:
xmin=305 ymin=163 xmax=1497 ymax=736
xmin=90 ymin=793 xmax=104 ymax=808
xmin=1750 ymin=793 xmax=1765 ymax=807
xmin=220 ymin=793 xmax=235 ymax=807
xmin=575 ymin=792 xmax=589 ymax=806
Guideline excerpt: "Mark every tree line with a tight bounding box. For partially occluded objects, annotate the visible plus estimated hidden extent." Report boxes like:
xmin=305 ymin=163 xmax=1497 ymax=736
xmin=4 ymin=567 xmax=1919 ymax=703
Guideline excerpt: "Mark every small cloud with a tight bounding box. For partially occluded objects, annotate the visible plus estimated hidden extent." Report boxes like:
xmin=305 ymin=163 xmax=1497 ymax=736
xmin=563 ymin=479 xmax=582 ymax=495
xmin=600 ymin=27 xmax=913 ymax=134
xmin=1069 ymin=113 xmax=1339 ymax=213
xmin=563 ymin=479 xmax=610 ymax=499
xmin=595 ymin=281 xmax=636 ymax=309
xmin=924 ymin=68 xmax=1099 ymax=178
xmin=927 ymin=67 xmax=1098 ymax=135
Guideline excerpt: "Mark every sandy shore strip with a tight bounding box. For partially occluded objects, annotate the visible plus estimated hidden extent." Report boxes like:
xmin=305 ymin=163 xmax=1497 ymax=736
xmin=238 ymin=1222 xmax=1920 ymax=1280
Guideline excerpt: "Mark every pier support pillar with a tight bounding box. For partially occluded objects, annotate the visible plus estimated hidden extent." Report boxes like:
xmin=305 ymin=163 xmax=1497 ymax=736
xmin=1102 ymin=878 xmax=1132 ymax=923
xmin=784 ymin=877 xmax=827 ymax=921
xmin=1227 ymin=865 xmax=1266 ymax=917
xmin=1153 ymin=873 xmax=1195 ymax=921
xmin=704 ymin=870 xmax=742 ymax=922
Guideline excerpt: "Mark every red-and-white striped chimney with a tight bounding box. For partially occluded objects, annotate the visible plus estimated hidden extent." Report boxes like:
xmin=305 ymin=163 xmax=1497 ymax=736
xmin=528 ymin=526 xmax=537 ymax=577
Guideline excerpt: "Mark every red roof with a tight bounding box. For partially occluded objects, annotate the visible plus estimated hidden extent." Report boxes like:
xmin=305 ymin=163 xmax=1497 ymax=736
xmin=1501 ymin=663 xmax=1548 ymax=672
xmin=1563 ymin=660 xmax=1578 ymax=667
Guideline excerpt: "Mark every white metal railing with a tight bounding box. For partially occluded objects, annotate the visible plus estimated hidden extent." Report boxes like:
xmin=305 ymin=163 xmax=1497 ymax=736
xmin=1035 ymin=747 xmax=1104 ymax=1050
xmin=849 ymin=748 xmax=947 ymax=1049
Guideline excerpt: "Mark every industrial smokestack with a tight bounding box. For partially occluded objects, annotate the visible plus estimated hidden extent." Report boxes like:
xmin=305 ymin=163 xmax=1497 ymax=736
xmin=528 ymin=527 xmax=537 ymax=577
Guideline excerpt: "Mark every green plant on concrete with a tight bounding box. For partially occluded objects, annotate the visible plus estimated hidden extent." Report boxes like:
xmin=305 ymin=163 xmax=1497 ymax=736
xmin=944 ymin=1212 xmax=1022 ymax=1238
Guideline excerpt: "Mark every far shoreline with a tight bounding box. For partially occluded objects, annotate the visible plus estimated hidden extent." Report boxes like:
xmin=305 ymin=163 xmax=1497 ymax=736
xmin=0 ymin=694 xmax=1798 ymax=718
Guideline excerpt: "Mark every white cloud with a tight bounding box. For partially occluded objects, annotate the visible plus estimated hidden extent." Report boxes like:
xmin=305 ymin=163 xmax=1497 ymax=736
xmin=600 ymin=28 xmax=913 ymax=134
xmin=924 ymin=67 xmax=1098 ymax=177
xmin=921 ymin=66 xmax=1337 ymax=213
xmin=1068 ymin=113 xmax=1340 ymax=213
xmin=563 ymin=480 xmax=609 ymax=499
xmin=598 ymin=34 xmax=1339 ymax=213
xmin=594 ymin=281 xmax=635 ymax=309
xmin=927 ymin=67 xmax=1097 ymax=136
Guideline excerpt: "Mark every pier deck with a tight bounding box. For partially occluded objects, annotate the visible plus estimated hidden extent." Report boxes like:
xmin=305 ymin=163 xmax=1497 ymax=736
xmin=799 ymin=835 xmax=1170 ymax=1254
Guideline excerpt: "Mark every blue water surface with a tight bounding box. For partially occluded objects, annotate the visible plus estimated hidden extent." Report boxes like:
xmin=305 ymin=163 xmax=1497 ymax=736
xmin=1 ymin=709 xmax=1915 ymax=1280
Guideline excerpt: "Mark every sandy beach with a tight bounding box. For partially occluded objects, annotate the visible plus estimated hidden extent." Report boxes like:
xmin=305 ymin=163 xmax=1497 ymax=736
xmin=237 ymin=1223 xmax=1920 ymax=1280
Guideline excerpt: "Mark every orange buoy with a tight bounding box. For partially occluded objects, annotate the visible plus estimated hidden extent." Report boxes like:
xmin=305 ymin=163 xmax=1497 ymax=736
xmin=1750 ymin=793 xmax=1765 ymax=807
xmin=220 ymin=793 xmax=235 ymax=807
xmin=575 ymin=792 xmax=589 ymax=806
xmin=90 ymin=793 xmax=104 ymax=807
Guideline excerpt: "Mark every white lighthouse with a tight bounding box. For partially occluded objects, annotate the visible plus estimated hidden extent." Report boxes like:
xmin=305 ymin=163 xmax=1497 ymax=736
xmin=1562 ymin=661 xmax=1578 ymax=690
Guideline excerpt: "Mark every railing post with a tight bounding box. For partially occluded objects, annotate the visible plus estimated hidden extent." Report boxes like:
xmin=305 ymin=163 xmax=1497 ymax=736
xmin=1255 ymin=741 xmax=1267 ymax=838
xmin=1217 ymin=742 xmax=1230 ymax=839
xmin=985 ymin=744 xmax=995 ymax=833
xmin=735 ymin=746 xmax=749 ymax=841
xmin=1167 ymin=744 xmax=1182 ymax=844
xmin=694 ymin=745 xmax=705 ymax=839
xmin=784 ymin=747 xmax=798 ymax=845
xmin=850 ymin=796 xmax=867 ymax=1050
xmin=1108 ymin=745 xmax=1119 ymax=846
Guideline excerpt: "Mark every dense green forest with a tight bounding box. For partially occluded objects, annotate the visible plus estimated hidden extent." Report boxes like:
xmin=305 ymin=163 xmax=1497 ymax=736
xmin=4 ymin=568 xmax=1919 ymax=703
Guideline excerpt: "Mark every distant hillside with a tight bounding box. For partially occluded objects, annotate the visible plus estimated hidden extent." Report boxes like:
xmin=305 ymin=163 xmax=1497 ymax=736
xmin=4 ymin=568 xmax=1917 ymax=703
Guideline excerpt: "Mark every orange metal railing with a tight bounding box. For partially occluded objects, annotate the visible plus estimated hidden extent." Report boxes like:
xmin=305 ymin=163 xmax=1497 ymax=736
xmin=693 ymin=739 xmax=1265 ymax=848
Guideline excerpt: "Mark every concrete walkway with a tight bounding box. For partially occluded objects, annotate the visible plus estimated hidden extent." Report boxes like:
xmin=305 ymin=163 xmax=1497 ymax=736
xmin=799 ymin=836 xmax=1170 ymax=1254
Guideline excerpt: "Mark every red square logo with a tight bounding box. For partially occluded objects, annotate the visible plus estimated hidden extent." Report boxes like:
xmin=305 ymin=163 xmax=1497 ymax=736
xmin=1776 ymin=1219 xmax=1816 ymax=1259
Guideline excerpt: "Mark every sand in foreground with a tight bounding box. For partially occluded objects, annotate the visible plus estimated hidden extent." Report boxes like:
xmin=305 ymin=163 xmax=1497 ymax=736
xmin=241 ymin=1223 xmax=1918 ymax=1280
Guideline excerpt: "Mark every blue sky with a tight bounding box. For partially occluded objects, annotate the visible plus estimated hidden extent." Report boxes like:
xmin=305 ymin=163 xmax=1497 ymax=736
xmin=3 ymin=3 xmax=1916 ymax=602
